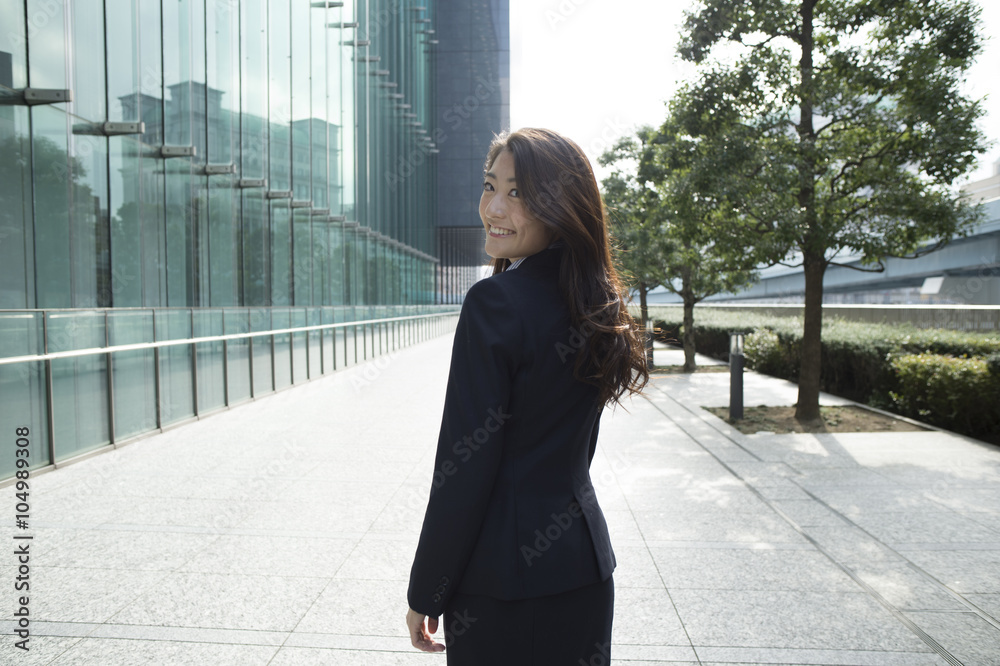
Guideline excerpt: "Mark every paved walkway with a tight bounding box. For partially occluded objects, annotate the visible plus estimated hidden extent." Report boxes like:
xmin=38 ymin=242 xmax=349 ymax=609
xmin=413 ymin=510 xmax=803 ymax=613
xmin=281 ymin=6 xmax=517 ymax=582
xmin=2 ymin=335 xmax=999 ymax=665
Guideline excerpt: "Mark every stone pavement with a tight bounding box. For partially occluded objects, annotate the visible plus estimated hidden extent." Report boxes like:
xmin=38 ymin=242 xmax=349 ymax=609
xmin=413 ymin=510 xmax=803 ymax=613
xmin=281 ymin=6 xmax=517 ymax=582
xmin=1 ymin=335 xmax=999 ymax=665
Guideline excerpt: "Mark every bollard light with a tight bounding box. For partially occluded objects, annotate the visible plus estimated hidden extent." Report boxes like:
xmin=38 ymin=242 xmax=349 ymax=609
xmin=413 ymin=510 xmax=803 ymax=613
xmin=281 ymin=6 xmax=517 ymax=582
xmin=730 ymin=332 xmax=744 ymax=357
xmin=729 ymin=331 xmax=745 ymax=421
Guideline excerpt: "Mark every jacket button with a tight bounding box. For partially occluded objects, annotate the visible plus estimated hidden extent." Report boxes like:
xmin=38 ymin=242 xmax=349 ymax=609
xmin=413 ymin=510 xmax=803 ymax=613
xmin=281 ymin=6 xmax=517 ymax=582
xmin=435 ymin=585 xmax=446 ymax=594
xmin=440 ymin=576 xmax=450 ymax=585
xmin=432 ymin=593 xmax=442 ymax=603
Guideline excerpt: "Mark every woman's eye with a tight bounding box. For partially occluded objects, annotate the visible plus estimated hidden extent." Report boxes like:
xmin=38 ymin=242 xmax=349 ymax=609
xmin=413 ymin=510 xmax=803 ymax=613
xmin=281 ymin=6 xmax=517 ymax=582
xmin=509 ymin=189 xmax=519 ymax=198
xmin=483 ymin=181 xmax=495 ymax=192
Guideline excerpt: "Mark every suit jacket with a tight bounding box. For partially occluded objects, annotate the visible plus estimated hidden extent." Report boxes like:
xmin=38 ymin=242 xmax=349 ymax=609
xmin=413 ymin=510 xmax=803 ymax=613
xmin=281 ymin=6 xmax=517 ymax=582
xmin=407 ymin=246 xmax=616 ymax=618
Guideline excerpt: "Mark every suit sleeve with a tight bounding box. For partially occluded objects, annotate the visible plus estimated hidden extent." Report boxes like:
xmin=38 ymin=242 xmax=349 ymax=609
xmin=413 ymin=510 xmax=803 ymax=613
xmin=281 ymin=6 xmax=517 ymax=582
xmin=407 ymin=278 xmax=520 ymax=617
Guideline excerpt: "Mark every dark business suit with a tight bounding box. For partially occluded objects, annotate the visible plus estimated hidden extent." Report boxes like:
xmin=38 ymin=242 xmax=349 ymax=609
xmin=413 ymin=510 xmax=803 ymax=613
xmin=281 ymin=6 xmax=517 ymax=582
xmin=408 ymin=246 xmax=615 ymax=664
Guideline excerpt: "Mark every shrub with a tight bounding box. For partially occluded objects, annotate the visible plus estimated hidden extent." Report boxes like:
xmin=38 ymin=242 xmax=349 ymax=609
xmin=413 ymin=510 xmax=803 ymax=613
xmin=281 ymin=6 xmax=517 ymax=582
xmin=643 ymin=305 xmax=1000 ymax=443
xmin=744 ymin=329 xmax=786 ymax=376
xmin=888 ymin=354 xmax=1000 ymax=442
xmin=988 ymin=352 xmax=1000 ymax=376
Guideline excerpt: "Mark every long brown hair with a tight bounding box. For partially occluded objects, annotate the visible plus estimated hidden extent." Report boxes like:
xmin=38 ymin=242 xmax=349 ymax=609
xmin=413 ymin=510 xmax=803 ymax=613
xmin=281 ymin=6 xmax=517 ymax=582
xmin=484 ymin=128 xmax=648 ymax=406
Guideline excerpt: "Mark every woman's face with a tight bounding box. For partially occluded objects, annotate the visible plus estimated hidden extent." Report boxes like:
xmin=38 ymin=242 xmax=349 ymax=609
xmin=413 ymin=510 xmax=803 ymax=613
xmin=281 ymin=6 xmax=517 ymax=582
xmin=480 ymin=150 xmax=555 ymax=262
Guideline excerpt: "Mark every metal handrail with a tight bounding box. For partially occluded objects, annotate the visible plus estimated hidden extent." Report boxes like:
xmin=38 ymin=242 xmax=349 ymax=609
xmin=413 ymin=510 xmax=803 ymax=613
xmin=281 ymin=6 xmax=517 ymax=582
xmin=0 ymin=311 xmax=459 ymax=366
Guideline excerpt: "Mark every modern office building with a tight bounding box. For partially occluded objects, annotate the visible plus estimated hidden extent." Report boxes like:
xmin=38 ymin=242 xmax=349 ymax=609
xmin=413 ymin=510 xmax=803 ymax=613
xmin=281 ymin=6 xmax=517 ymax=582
xmin=0 ymin=0 xmax=508 ymax=480
xmin=647 ymin=164 xmax=1000 ymax=306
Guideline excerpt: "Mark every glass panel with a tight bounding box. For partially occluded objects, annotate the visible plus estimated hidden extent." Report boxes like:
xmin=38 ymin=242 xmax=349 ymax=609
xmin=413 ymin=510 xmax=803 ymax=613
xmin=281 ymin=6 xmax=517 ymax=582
xmin=291 ymin=308 xmax=307 ymax=382
xmin=155 ymin=309 xmax=194 ymax=425
xmin=249 ymin=307 xmax=272 ymax=395
xmin=292 ymin=209 xmax=312 ymax=304
xmin=26 ymin=0 xmax=67 ymax=92
xmin=330 ymin=223 xmax=345 ymax=305
xmin=290 ymin=0 xmax=310 ymax=203
xmin=0 ymin=105 xmax=33 ymax=309
xmin=163 ymin=0 xmax=198 ymax=307
xmin=225 ymin=309 xmax=251 ymax=402
xmin=106 ymin=0 xmax=165 ymax=307
xmin=31 ymin=106 xmax=71 ymax=307
xmin=268 ymin=0 xmax=291 ymax=193
xmin=322 ymin=307 xmax=335 ymax=372
xmin=310 ymin=4 xmax=328 ymax=209
xmin=271 ymin=202 xmax=291 ymax=305
xmin=0 ymin=0 xmax=28 ymax=90
xmin=308 ymin=308 xmax=322 ymax=376
xmin=242 ymin=189 xmax=269 ymax=305
xmin=241 ymin=0 xmax=267 ymax=179
xmin=272 ymin=308 xmax=291 ymax=388
xmin=312 ymin=217 xmax=327 ymax=305
xmin=165 ymin=158 xmax=197 ymax=306
xmin=0 ymin=312 xmax=49 ymax=476
xmin=108 ymin=310 xmax=156 ymax=440
xmin=208 ymin=175 xmax=238 ymax=305
xmin=140 ymin=0 xmax=165 ymax=307
xmin=194 ymin=308 xmax=225 ymax=412
xmin=48 ymin=311 xmax=109 ymax=460
xmin=327 ymin=3 xmax=343 ymax=217
xmin=206 ymin=0 xmax=238 ymax=306
xmin=69 ymin=1 xmax=106 ymax=123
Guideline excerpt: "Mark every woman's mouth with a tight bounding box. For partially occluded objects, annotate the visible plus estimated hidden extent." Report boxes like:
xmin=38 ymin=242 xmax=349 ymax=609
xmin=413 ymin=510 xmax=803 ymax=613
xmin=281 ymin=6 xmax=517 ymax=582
xmin=489 ymin=226 xmax=514 ymax=237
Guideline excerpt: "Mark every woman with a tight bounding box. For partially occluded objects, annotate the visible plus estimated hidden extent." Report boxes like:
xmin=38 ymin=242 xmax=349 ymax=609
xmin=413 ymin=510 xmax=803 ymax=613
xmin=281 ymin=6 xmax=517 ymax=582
xmin=405 ymin=128 xmax=648 ymax=664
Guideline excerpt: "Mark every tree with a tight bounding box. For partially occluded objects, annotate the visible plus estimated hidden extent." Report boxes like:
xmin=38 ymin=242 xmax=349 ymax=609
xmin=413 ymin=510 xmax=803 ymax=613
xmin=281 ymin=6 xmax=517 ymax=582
xmin=600 ymin=132 xmax=668 ymax=359
xmin=602 ymin=126 xmax=760 ymax=372
xmin=677 ymin=0 xmax=988 ymax=422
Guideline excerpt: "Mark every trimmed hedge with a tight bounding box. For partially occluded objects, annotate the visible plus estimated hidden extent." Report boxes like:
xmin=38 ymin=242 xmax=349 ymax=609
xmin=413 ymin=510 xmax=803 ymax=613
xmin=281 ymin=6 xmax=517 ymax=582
xmin=651 ymin=307 xmax=1000 ymax=444
xmin=889 ymin=354 xmax=1000 ymax=441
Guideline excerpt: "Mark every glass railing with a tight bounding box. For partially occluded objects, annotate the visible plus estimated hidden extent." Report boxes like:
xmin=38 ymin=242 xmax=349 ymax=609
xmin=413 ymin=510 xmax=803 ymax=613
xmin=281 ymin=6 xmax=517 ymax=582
xmin=0 ymin=305 xmax=460 ymax=482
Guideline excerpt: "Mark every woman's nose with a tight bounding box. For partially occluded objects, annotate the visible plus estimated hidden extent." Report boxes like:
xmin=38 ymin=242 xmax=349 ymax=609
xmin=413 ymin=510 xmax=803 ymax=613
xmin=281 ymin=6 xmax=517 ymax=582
xmin=485 ymin=193 xmax=506 ymax=218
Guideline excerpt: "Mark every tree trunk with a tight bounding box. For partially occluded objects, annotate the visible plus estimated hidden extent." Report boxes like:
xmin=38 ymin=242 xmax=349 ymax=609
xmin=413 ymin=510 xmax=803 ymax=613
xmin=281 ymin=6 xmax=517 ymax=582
xmin=795 ymin=252 xmax=826 ymax=424
xmin=794 ymin=0 xmax=822 ymax=425
xmin=638 ymin=281 xmax=653 ymax=368
xmin=638 ymin=280 xmax=649 ymax=330
xmin=682 ymin=298 xmax=696 ymax=372
xmin=681 ymin=268 xmax=696 ymax=372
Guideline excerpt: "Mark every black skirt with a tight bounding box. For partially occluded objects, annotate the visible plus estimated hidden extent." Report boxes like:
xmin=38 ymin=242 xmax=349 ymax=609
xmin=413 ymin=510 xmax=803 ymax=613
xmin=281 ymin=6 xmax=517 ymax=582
xmin=441 ymin=576 xmax=614 ymax=666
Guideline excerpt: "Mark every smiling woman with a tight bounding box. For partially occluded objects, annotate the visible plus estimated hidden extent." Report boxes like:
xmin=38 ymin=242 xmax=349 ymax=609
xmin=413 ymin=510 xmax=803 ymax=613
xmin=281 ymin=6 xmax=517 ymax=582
xmin=480 ymin=150 xmax=556 ymax=262
xmin=406 ymin=127 xmax=649 ymax=665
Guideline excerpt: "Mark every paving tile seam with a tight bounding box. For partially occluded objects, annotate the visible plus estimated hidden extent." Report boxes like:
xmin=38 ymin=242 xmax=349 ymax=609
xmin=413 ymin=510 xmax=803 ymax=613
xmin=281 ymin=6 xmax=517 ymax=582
xmin=647 ymin=382 xmax=1000 ymax=632
xmin=596 ymin=421 xmax=704 ymax=659
xmin=643 ymin=385 xmax=966 ymax=666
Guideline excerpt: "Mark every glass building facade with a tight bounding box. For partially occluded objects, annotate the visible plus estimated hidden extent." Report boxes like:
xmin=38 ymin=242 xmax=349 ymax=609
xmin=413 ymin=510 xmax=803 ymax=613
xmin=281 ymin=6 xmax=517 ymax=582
xmin=0 ymin=0 xmax=509 ymax=479
xmin=434 ymin=0 xmax=509 ymax=302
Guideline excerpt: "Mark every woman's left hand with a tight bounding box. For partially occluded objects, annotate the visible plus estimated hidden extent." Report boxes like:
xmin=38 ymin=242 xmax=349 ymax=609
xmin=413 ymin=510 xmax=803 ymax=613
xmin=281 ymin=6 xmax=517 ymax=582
xmin=406 ymin=607 xmax=445 ymax=652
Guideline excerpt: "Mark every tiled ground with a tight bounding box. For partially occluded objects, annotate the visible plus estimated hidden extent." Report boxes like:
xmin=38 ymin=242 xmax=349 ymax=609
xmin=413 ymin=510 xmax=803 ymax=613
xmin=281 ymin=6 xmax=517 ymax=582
xmin=1 ymin=340 xmax=998 ymax=665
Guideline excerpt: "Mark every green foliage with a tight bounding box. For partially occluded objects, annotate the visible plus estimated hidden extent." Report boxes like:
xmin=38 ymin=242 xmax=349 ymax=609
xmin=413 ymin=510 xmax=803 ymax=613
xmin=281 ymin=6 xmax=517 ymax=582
xmin=648 ymin=305 xmax=1000 ymax=442
xmin=889 ymin=354 xmax=1000 ymax=442
xmin=988 ymin=352 xmax=1000 ymax=376
xmin=672 ymin=0 xmax=989 ymax=419
xmin=745 ymin=329 xmax=790 ymax=378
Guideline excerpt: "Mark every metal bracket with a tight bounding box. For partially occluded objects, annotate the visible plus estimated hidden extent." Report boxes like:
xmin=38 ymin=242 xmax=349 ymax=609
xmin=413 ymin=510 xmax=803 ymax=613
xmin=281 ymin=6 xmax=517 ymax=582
xmin=0 ymin=88 xmax=73 ymax=106
xmin=290 ymin=200 xmax=313 ymax=209
xmin=204 ymin=163 xmax=236 ymax=176
xmin=266 ymin=190 xmax=293 ymax=200
xmin=328 ymin=215 xmax=347 ymax=223
xmin=72 ymin=121 xmax=145 ymax=136
xmin=238 ymin=178 xmax=268 ymax=189
xmin=310 ymin=208 xmax=331 ymax=216
xmin=160 ymin=145 xmax=197 ymax=158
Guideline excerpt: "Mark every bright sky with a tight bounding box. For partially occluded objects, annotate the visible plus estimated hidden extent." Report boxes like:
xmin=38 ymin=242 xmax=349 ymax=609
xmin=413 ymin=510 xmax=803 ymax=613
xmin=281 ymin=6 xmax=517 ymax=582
xmin=510 ymin=0 xmax=1000 ymax=184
